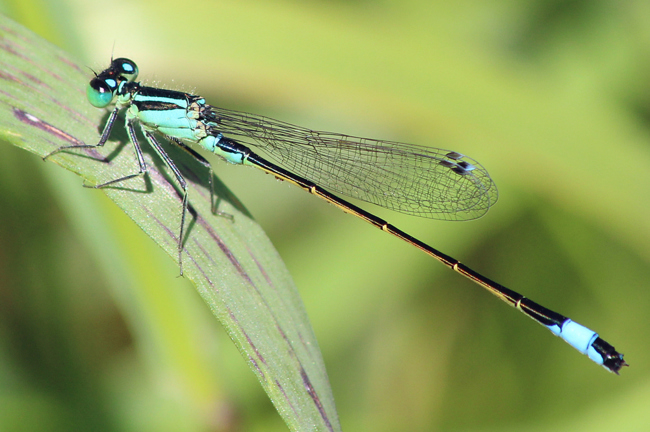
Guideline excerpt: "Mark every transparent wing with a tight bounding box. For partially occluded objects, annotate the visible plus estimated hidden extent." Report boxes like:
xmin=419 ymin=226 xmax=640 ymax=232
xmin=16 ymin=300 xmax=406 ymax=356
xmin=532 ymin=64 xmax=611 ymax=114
xmin=205 ymin=106 xmax=498 ymax=221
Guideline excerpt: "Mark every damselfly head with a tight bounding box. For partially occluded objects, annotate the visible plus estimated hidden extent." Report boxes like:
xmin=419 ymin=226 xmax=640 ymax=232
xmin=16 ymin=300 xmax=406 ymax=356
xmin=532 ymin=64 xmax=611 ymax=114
xmin=86 ymin=58 xmax=140 ymax=108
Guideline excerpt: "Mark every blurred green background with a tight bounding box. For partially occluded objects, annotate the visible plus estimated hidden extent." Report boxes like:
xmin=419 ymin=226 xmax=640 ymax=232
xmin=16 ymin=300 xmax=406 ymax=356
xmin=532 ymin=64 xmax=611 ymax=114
xmin=1 ymin=0 xmax=648 ymax=431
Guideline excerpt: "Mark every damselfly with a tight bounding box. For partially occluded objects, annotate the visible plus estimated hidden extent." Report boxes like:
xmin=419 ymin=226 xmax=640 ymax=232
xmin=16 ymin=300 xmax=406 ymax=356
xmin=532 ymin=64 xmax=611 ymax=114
xmin=44 ymin=58 xmax=627 ymax=373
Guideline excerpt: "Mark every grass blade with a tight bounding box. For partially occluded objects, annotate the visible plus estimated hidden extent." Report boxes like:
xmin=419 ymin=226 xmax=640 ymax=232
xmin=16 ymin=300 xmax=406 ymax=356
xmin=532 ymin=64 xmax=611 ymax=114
xmin=0 ymin=15 xmax=340 ymax=432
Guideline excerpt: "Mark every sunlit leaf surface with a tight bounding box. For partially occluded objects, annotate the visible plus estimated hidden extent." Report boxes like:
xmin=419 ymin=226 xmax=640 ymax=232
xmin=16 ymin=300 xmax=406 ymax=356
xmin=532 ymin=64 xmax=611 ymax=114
xmin=0 ymin=15 xmax=340 ymax=432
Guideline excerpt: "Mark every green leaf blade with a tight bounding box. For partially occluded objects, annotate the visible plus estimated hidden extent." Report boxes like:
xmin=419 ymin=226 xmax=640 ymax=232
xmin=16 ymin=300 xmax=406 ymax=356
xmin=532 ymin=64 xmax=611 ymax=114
xmin=0 ymin=14 xmax=340 ymax=432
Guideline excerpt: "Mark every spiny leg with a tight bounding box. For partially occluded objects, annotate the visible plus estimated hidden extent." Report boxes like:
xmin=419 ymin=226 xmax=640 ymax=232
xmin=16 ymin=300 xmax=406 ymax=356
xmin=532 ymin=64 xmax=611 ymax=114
xmin=43 ymin=106 xmax=149 ymax=191
xmin=144 ymin=131 xmax=188 ymax=275
xmin=171 ymin=138 xmax=233 ymax=221
xmin=84 ymin=119 xmax=148 ymax=189
xmin=43 ymin=106 xmax=120 ymax=160
xmin=171 ymin=137 xmax=215 ymax=214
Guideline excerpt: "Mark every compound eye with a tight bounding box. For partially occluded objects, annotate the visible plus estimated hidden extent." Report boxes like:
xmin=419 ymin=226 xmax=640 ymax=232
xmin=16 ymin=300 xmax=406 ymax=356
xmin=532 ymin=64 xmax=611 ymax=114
xmin=87 ymin=77 xmax=115 ymax=107
xmin=113 ymin=58 xmax=139 ymax=82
